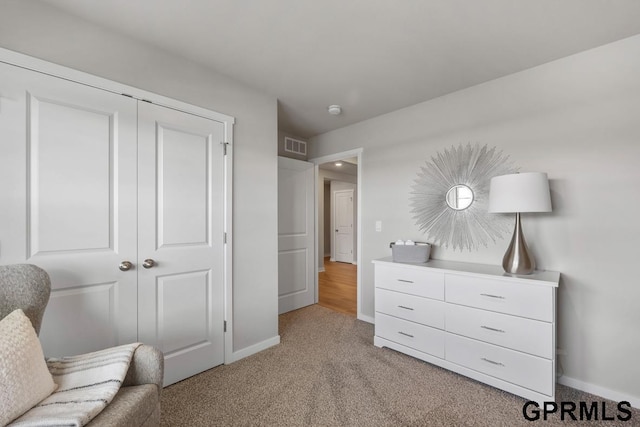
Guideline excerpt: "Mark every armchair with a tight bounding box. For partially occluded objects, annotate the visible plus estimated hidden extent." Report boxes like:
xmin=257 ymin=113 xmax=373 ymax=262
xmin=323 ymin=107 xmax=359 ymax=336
xmin=0 ymin=264 xmax=164 ymax=426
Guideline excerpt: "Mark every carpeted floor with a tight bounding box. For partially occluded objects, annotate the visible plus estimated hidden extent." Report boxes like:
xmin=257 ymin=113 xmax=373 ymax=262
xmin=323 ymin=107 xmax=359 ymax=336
xmin=161 ymin=305 xmax=639 ymax=426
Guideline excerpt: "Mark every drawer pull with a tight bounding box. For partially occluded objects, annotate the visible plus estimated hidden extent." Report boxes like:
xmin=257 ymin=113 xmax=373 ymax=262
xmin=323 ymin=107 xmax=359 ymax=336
xmin=397 ymin=279 xmax=414 ymax=284
xmin=481 ymin=357 xmax=505 ymax=367
xmin=397 ymin=305 xmax=414 ymax=311
xmin=481 ymin=325 xmax=506 ymax=333
xmin=398 ymin=331 xmax=414 ymax=338
xmin=480 ymin=293 xmax=505 ymax=299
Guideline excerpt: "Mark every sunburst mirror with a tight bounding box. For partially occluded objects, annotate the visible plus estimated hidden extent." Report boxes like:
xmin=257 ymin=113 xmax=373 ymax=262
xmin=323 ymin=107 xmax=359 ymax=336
xmin=410 ymin=143 xmax=518 ymax=251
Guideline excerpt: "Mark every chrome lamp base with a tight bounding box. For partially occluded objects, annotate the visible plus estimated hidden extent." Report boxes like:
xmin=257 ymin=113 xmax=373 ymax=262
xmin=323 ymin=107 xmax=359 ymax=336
xmin=502 ymin=213 xmax=536 ymax=275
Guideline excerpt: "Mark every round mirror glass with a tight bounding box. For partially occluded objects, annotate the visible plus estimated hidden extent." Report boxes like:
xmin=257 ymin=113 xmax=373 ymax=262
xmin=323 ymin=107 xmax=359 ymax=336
xmin=446 ymin=185 xmax=474 ymax=210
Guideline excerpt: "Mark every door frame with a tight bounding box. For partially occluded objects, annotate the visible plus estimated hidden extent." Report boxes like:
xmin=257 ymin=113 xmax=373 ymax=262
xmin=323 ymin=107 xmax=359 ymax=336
xmin=0 ymin=47 xmax=236 ymax=363
xmin=310 ymin=148 xmax=367 ymax=322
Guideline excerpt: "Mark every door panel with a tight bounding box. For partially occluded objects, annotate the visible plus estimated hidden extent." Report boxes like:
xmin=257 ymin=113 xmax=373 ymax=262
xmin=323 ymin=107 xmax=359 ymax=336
xmin=28 ymin=94 xmax=113 ymax=255
xmin=137 ymin=101 xmax=225 ymax=386
xmin=334 ymin=189 xmax=354 ymax=263
xmin=278 ymin=249 xmax=309 ymax=296
xmin=158 ymin=127 xmax=210 ymax=247
xmin=277 ymin=157 xmax=315 ymax=314
xmin=157 ymin=271 xmax=209 ymax=353
xmin=40 ymin=283 xmax=118 ymax=354
xmin=0 ymin=62 xmax=138 ymax=357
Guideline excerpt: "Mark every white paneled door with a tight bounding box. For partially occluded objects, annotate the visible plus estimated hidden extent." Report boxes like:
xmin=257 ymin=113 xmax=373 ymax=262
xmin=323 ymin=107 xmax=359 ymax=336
xmin=0 ymin=61 xmax=227 ymax=386
xmin=137 ymin=102 xmax=225 ymax=386
xmin=334 ymin=189 xmax=354 ymax=263
xmin=0 ymin=62 xmax=139 ymax=357
xmin=277 ymin=157 xmax=315 ymax=314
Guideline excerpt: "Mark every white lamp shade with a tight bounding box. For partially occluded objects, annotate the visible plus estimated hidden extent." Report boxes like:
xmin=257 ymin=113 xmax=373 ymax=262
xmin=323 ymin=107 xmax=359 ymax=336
xmin=488 ymin=172 xmax=552 ymax=213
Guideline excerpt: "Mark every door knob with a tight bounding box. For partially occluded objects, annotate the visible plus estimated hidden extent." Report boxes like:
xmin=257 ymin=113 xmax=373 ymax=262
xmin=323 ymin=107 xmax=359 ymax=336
xmin=119 ymin=261 xmax=133 ymax=271
xmin=142 ymin=258 xmax=156 ymax=269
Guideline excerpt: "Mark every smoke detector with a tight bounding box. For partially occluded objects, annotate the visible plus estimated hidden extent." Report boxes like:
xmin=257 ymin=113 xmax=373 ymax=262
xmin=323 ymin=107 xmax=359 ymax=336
xmin=327 ymin=105 xmax=342 ymax=115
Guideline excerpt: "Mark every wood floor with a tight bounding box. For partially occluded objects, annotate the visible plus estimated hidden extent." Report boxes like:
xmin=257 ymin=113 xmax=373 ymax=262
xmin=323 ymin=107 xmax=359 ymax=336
xmin=318 ymin=256 xmax=357 ymax=316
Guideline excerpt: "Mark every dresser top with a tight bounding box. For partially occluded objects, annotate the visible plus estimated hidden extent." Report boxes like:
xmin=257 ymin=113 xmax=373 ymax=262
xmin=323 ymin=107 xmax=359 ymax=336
xmin=372 ymin=257 xmax=560 ymax=286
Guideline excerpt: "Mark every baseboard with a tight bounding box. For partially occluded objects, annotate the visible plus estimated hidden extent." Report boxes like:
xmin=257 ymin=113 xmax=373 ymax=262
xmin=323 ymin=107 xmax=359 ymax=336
xmin=318 ymin=267 xmax=325 ymax=273
xmin=357 ymin=313 xmax=375 ymax=324
xmin=558 ymin=375 xmax=639 ymax=409
xmin=229 ymin=335 xmax=280 ymax=363
xmin=329 ymin=257 xmax=335 ymax=262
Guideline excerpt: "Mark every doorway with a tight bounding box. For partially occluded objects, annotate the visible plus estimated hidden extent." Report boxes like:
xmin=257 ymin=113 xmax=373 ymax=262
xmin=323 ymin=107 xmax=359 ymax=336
xmin=318 ymin=255 xmax=357 ymax=316
xmin=312 ymin=150 xmax=361 ymax=318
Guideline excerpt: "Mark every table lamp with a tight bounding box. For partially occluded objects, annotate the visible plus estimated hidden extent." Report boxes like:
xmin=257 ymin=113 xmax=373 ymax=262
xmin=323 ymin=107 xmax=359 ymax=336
xmin=488 ymin=172 xmax=552 ymax=274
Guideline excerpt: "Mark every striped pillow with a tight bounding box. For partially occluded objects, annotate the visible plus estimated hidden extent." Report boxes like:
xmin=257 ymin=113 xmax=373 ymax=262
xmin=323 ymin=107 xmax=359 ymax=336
xmin=0 ymin=309 xmax=57 ymax=425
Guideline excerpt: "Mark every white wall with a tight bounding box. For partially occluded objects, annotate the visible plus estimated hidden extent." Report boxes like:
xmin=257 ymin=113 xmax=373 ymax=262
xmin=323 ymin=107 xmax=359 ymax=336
xmin=0 ymin=1 xmax=279 ymax=356
xmin=310 ymin=35 xmax=640 ymax=404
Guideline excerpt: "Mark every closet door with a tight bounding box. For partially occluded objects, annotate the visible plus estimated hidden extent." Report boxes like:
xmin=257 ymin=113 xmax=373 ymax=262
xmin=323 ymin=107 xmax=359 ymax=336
xmin=137 ymin=102 xmax=225 ymax=386
xmin=0 ymin=62 xmax=138 ymax=356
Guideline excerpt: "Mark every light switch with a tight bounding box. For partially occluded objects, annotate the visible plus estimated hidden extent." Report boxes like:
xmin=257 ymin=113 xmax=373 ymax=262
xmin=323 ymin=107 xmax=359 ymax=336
xmin=375 ymin=221 xmax=382 ymax=232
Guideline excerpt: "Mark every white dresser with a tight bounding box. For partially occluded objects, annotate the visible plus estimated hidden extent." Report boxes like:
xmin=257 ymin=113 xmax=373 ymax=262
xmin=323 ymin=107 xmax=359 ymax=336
xmin=373 ymin=257 xmax=560 ymax=403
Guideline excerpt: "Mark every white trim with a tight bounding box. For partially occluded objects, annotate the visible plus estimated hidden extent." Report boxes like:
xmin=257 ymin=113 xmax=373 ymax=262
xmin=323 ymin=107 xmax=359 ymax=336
xmin=310 ymin=148 xmax=363 ymax=320
xmin=558 ymin=375 xmax=640 ymax=409
xmin=311 ymin=148 xmax=363 ymax=165
xmin=229 ymin=335 xmax=281 ymax=363
xmin=314 ymin=165 xmax=323 ymax=297
xmin=0 ymin=47 xmax=235 ymax=124
xmin=0 ymin=47 xmax=236 ymax=366
xmin=318 ymin=267 xmax=325 ymax=273
xmin=358 ymin=314 xmax=375 ymax=324
xmin=223 ymin=132 xmax=234 ymax=364
xmin=314 ymin=166 xmax=320 ymax=304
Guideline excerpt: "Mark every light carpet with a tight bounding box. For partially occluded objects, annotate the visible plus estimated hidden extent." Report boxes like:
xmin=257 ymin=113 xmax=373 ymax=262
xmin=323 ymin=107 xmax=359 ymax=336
xmin=161 ymin=305 xmax=638 ymax=426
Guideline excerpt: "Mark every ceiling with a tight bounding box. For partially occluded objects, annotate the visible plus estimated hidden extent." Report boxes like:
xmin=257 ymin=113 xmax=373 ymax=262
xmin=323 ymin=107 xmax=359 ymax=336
xmin=39 ymin=0 xmax=640 ymax=138
xmin=319 ymin=157 xmax=358 ymax=176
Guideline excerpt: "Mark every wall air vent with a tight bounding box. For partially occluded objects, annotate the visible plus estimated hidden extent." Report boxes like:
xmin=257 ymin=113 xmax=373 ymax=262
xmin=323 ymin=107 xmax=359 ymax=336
xmin=284 ymin=137 xmax=307 ymax=156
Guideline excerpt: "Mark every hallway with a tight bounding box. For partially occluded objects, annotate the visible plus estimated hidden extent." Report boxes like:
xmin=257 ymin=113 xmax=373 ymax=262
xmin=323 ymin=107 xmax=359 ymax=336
xmin=318 ymin=257 xmax=357 ymax=316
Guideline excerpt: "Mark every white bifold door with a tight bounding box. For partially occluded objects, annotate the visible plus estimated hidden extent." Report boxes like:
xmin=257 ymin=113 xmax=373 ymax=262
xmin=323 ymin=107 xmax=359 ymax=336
xmin=137 ymin=102 xmax=225 ymax=385
xmin=0 ymin=61 xmax=227 ymax=386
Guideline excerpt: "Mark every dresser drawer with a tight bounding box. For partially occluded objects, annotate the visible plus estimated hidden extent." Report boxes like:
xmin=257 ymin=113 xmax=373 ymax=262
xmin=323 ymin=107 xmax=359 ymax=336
xmin=445 ymin=274 xmax=553 ymax=322
xmin=376 ymin=313 xmax=445 ymax=358
xmin=445 ymin=304 xmax=552 ymax=359
xmin=446 ymin=334 xmax=553 ymax=396
xmin=376 ymin=288 xmax=445 ymax=329
xmin=375 ymin=264 xmax=444 ymax=300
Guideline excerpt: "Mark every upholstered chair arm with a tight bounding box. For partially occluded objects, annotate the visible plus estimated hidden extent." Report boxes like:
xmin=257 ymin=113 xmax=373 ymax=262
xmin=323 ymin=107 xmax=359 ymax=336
xmin=123 ymin=345 xmax=164 ymax=396
xmin=0 ymin=264 xmax=51 ymax=335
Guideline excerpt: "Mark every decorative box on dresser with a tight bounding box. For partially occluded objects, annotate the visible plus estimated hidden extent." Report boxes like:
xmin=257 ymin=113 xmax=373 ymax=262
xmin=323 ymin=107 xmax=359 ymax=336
xmin=373 ymin=257 xmax=560 ymax=404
